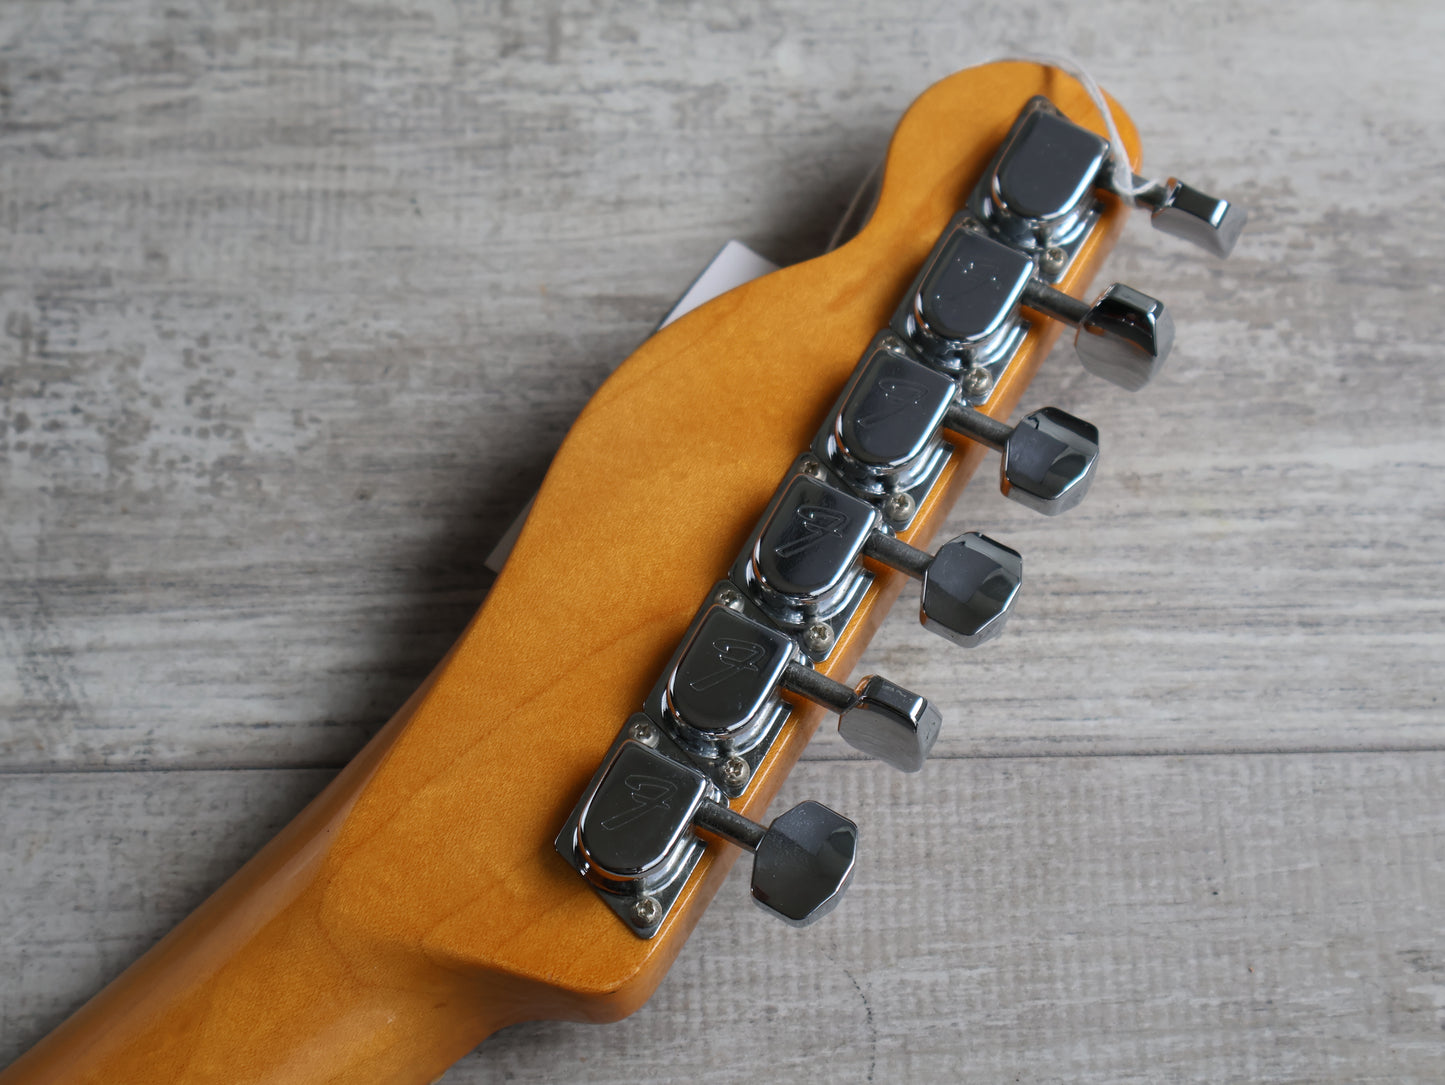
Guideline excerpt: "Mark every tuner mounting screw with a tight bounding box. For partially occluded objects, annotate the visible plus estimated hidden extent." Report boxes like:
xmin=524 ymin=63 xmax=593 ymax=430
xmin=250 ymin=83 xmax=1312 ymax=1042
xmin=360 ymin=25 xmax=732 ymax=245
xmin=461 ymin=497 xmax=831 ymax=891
xmin=803 ymin=622 xmax=835 ymax=655
xmin=629 ymin=896 xmax=661 ymax=927
xmin=883 ymin=491 xmax=916 ymax=525
xmin=627 ymin=718 xmax=660 ymax=747
xmin=799 ymin=456 xmax=822 ymax=477
xmin=716 ymin=586 xmax=744 ymax=610
xmin=1041 ymin=245 xmax=1069 ymax=276
xmin=720 ymin=756 xmax=751 ymax=789
xmin=962 ymin=366 xmax=994 ymax=399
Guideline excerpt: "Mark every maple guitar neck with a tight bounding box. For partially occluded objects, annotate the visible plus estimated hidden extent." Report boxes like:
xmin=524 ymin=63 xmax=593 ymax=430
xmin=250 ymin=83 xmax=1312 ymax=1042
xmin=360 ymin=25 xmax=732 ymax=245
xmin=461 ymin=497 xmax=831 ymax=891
xmin=2 ymin=64 xmax=1144 ymax=1084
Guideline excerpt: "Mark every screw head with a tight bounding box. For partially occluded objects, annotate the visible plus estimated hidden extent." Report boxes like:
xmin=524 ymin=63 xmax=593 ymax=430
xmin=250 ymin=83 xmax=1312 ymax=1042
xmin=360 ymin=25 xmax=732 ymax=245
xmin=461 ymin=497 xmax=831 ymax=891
xmin=802 ymin=622 xmax=835 ymax=654
xmin=962 ymin=366 xmax=994 ymax=399
xmin=799 ymin=456 xmax=822 ymax=477
xmin=882 ymin=491 xmax=916 ymax=525
xmin=1041 ymin=245 xmax=1069 ymax=276
xmin=629 ymin=896 xmax=661 ymax=927
xmin=715 ymin=586 xmax=745 ymax=611
xmin=720 ymin=756 xmax=751 ymax=788
xmin=627 ymin=718 xmax=660 ymax=747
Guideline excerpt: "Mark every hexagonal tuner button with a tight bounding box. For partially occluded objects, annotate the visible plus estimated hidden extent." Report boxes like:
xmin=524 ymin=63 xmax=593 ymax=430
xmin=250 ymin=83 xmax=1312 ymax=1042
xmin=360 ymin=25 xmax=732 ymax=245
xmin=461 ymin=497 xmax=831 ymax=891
xmin=838 ymin=676 xmax=942 ymax=773
xmin=863 ymin=530 xmax=1023 ymax=648
xmin=701 ymin=800 xmax=858 ymax=927
xmin=1134 ymin=176 xmax=1248 ymax=258
xmin=943 ymin=401 xmax=1100 ymax=515
xmin=1021 ymin=279 xmax=1174 ymax=392
xmin=694 ymin=794 xmax=858 ymax=927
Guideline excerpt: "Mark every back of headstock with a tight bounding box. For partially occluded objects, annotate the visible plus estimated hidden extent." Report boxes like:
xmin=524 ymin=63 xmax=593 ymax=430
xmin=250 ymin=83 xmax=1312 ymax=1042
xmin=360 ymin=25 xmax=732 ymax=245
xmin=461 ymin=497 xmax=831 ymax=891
xmin=3 ymin=60 xmax=1244 ymax=1085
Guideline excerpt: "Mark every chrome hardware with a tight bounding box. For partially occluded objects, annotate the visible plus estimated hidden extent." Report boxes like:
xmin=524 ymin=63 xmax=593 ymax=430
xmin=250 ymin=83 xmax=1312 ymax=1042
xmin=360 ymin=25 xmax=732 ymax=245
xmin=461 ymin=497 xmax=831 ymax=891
xmin=556 ymin=723 xmax=714 ymax=936
xmin=835 ymin=675 xmax=943 ymax=773
xmin=741 ymin=472 xmax=881 ymax=631
xmin=863 ymin=530 xmax=1023 ymax=648
xmin=891 ymin=214 xmax=1034 ymax=374
xmin=643 ymin=586 xmax=796 ymax=795
xmin=882 ymin=491 xmax=915 ymax=525
xmin=733 ymin=799 xmax=857 ymax=927
xmin=802 ymin=621 xmax=835 ymax=655
xmin=960 ymin=364 xmax=994 ymax=399
xmin=563 ymin=740 xmax=857 ymax=933
xmin=627 ymin=717 xmax=661 ymax=747
xmin=973 ymin=96 xmax=1247 ymax=258
xmin=558 ymin=75 xmax=1226 ymax=940
xmin=821 ymin=335 xmax=1099 ymax=514
xmin=1132 ymin=176 xmax=1248 ymax=258
xmin=943 ymin=401 xmax=1099 ymax=515
xmin=742 ymin=471 xmax=1022 ymax=649
xmin=971 ymin=96 xmax=1108 ymax=255
xmin=819 ymin=332 xmax=956 ymax=498
xmin=893 ymin=222 xmax=1171 ymax=392
xmin=664 ymin=604 xmax=798 ymax=756
xmin=1022 ymin=278 xmax=1173 ymax=391
xmin=660 ymin=604 xmax=941 ymax=773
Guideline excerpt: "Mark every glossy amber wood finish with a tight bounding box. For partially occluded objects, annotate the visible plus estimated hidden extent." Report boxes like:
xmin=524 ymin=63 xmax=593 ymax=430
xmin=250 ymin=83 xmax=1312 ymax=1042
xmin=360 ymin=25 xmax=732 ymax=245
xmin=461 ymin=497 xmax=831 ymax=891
xmin=1 ymin=63 xmax=1140 ymax=1085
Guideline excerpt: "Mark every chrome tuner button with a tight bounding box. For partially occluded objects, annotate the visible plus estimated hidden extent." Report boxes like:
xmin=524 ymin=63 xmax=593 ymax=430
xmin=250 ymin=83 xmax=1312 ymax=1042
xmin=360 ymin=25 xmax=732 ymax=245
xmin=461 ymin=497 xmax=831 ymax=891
xmin=837 ymin=675 xmax=942 ymax=774
xmin=864 ymin=530 xmax=1023 ymax=648
xmin=668 ymin=604 xmax=944 ymax=773
xmin=974 ymin=95 xmax=1248 ymax=258
xmin=1021 ymin=278 xmax=1174 ymax=392
xmin=578 ymin=741 xmax=857 ymax=928
xmin=942 ymin=401 xmax=1100 ymax=515
xmin=1133 ymin=177 xmax=1248 ymax=258
xmin=740 ymin=800 xmax=857 ymax=927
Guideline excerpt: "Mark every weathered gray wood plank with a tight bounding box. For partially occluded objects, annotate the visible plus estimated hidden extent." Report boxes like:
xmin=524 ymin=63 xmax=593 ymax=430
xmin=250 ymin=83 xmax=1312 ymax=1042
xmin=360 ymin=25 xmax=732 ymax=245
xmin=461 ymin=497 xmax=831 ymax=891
xmin=483 ymin=752 xmax=1445 ymax=1084
xmin=3 ymin=755 xmax=1442 ymax=1083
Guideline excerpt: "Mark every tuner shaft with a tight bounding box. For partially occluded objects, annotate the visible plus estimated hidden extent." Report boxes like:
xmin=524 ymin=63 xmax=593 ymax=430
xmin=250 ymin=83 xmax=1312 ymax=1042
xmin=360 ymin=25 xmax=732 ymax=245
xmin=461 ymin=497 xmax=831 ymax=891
xmin=942 ymin=402 xmax=1014 ymax=452
xmin=692 ymin=801 xmax=766 ymax=851
xmin=1021 ymin=279 xmax=1091 ymax=326
xmin=862 ymin=531 xmax=932 ymax=581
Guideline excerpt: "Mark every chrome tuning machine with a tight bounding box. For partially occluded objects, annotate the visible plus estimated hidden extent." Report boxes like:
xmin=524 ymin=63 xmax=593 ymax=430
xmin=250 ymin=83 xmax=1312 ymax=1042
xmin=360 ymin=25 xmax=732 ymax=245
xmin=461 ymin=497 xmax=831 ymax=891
xmin=565 ymin=739 xmax=858 ymax=934
xmin=821 ymin=334 xmax=1100 ymax=515
xmin=972 ymin=95 xmax=1247 ymax=260
xmin=894 ymin=218 xmax=1173 ymax=391
xmin=742 ymin=472 xmax=1023 ymax=650
xmin=663 ymin=602 xmax=942 ymax=773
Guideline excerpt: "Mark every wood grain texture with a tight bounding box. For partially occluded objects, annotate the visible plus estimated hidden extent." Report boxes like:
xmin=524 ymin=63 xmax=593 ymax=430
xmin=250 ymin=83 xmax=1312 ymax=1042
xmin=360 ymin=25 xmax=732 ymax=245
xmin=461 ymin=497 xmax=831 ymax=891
xmin=1 ymin=0 xmax=1442 ymax=1081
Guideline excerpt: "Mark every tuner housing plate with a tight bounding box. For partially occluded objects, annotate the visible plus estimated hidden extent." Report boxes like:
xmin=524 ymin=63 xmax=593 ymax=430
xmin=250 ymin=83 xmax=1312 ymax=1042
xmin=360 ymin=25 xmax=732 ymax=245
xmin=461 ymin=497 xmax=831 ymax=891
xmin=555 ymin=718 xmax=717 ymax=940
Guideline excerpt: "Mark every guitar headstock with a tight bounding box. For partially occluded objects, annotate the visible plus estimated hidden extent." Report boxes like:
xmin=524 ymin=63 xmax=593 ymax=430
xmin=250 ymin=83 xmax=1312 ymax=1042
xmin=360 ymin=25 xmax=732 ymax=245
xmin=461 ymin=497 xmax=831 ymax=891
xmin=330 ymin=59 xmax=1240 ymax=1023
